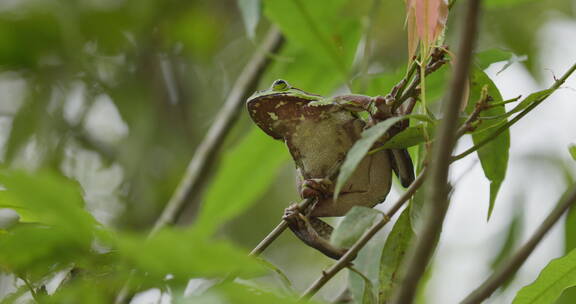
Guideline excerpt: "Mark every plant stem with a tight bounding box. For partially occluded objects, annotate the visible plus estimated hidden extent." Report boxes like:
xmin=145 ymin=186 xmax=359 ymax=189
xmin=150 ymin=27 xmax=284 ymax=235
xmin=300 ymin=169 xmax=428 ymax=300
xmin=486 ymin=95 xmax=521 ymax=108
xmin=453 ymin=61 xmax=576 ymax=161
xmin=390 ymin=0 xmax=481 ymax=303
xmin=249 ymin=198 xmax=315 ymax=257
xmin=460 ymin=184 xmax=576 ymax=304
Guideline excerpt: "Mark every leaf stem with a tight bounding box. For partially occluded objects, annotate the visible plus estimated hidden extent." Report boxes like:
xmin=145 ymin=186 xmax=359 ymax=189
xmin=486 ymin=95 xmax=522 ymax=108
xmin=460 ymin=184 xmax=576 ymax=304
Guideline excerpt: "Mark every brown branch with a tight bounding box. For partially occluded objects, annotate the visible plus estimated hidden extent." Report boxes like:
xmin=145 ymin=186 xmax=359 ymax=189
xmin=390 ymin=0 xmax=482 ymax=303
xmin=300 ymin=168 xmax=428 ymax=300
xmin=150 ymin=27 xmax=284 ymax=235
xmin=455 ymin=86 xmax=490 ymax=138
xmin=460 ymin=184 xmax=576 ymax=304
xmin=392 ymin=47 xmax=449 ymax=111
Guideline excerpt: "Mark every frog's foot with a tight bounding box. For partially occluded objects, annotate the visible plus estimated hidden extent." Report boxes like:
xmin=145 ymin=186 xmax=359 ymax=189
xmin=301 ymin=178 xmax=333 ymax=199
xmin=283 ymin=204 xmax=348 ymax=260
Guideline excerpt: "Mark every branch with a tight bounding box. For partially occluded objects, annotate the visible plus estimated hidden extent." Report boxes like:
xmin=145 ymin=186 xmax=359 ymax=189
xmin=391 ymin=47 xmax=449 ymax=111
xmin=249 ymin=198 xmax=315 ymax=257
xmin=453 ymin=61 xmax=576 ymax=161
xmin=390 ymin=0 xmax=482 ymax=303
xmin=455 ymin=85 xmax=490 ymax=138
xmin=300 ymin=168 xmax=428 ymax=300
xmin=460 ymin=184 xmax=576 ymax=304
xmin=150 ymin=27 xmax=284 ymax=235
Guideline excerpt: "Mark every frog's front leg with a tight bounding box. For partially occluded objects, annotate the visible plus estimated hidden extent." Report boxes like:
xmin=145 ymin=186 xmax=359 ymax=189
xmin=288 ymin=175 xmax=348 ymax=259
xmin=283 ymin=204 xmax=347 ymax=259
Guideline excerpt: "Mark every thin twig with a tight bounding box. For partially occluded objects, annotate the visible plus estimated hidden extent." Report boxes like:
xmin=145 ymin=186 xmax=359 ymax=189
xmin=485 ymin=95 xmax=521 ymax=108
xmin=460 ymin=184 xmax=576 ymax=304
xmin=453 ymin=61 xmax=576 ymax=161
xmin=455 ymin=86 xmax=490 ymax=138
xmin=392 ymin=48 xmax=448 ymax=111
xmin=150 ymin=27 xmax=284 ymax=235
xmin=300 ymin=169 xmax=428 ymax=300
xmin=390 ymin=0 xmax=482 ymax=303
xmin=249 ymin=198 xmax=315 ymax=257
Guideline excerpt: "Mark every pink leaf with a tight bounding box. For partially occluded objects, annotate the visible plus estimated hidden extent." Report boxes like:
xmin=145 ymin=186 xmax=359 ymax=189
xmin=404 ymin=0 xmax=448 ymax=57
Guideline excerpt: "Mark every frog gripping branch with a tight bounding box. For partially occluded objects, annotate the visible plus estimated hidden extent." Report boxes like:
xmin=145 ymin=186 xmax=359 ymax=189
xmin=246 ymin=80 xmax=415 ymax=259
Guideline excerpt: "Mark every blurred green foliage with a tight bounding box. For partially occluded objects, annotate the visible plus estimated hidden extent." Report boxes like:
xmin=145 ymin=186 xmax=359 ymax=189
xmin=0 ymin=0 xmax=574 ymax=303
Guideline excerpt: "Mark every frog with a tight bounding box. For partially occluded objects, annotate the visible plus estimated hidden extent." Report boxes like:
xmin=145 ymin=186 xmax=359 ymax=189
xmin=246 ymin=79 xmax=414 ymax=259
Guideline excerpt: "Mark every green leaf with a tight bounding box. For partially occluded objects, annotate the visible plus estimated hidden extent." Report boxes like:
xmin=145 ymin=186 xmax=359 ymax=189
xmin=565 ymin=204 xmax=576 ymax=253
xmin=468 ymin=68 xmax=510 ymax=220
xmin=331 ymin=206 xmax=380 ymax=248
xmin=379 ymin=208 xmax=415 ymax=303
xmin=115 ymin=229 xmax=264 ymax=284
xmin=237 ymin=0 xmax=261 ymax=40
xmin=0 ymin=170 xmax=98 ymax=277
xmin=0 ymin=170 xmax=97 ymax=239
xmin=348 ymin=231 xmax=384 ymax=304
xmin=0 ymin=224 xmax=92 ymax=278
xmin=560 ymin=203 xmax=576 ymax=304
xmin=512 ymin=248 xmax=576 ymax=304
xmin=263 ymin=0 xmax=361 ymax=75
xmin=194 ymin=128 xmax=289 ymax=235
xmin=569 ymin=144 xmax=576 ymax=161
xmin=378 ymin=124 xmax=429 ymax=150
xmin=556 ymin=286 xmax=576 ymax=304
xmin=255 ymin=258 xmax=293 ymax=290
xmin=335 ymin=116 xmax=404 ymax=198
xmin=349 ymin=267 xmax=377 ymax=304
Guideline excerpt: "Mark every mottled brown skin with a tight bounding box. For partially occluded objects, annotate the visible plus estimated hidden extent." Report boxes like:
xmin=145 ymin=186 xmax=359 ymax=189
xmin=247 ymin=81 xmax=413 ymax=259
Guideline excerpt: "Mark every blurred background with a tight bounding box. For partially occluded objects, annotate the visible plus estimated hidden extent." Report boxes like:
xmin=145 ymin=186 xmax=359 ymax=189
xmin=0 ymin=0 xmax=575 ymax=303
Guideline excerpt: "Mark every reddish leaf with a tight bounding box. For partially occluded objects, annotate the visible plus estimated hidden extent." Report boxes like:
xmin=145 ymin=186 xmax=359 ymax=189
xmin=404 ymin=0 xmax=448 ymax=57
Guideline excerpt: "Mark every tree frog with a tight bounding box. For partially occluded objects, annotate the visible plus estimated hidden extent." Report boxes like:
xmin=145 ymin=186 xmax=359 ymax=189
xmin=246 ymin=79 xmax=414 ymax=259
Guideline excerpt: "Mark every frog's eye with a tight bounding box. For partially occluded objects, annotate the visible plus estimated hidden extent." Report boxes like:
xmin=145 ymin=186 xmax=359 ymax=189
xmin=272 ymin=79 xmax=289 ymax=91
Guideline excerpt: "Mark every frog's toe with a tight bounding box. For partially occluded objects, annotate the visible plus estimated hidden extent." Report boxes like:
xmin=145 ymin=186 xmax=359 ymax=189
xmin=282 ymin=204 xmax=301 ymax=221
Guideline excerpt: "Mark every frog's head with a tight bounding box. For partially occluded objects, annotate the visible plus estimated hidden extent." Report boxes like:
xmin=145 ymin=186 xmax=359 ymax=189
xmin=247 ymin=79 xmax=325 ymax=139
